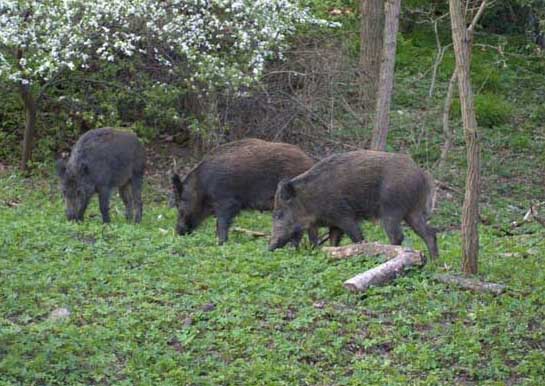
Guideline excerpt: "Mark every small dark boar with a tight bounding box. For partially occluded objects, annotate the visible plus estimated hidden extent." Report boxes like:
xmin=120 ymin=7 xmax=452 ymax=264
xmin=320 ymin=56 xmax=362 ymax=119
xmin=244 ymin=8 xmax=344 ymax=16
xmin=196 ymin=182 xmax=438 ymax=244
xmin=171 ymin=138 xmax=315 ymax=244
xmin=269 ymin=150 xmax=438 ymax=258
xmin=56 ymin=128 xmax=145 ymax=223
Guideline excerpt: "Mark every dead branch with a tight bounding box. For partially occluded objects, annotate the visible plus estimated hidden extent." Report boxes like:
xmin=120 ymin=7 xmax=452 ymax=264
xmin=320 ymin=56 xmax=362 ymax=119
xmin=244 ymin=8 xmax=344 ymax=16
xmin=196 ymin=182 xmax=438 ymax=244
xmin=438 ymin=0 xmax=487 ymax=169
xmin=318 ymin=233 xmax=330 ymax=246
xmin=342 ymin=247 xmax=425 ymax=292
xmin=435 ymin=179 xmax=463 ymax=195
xmin=231 ymin=227 xmax=268 ymax=238
xmin=511 ymin=203 xmax=545 ymax=229
xmin=429 ymin=17 xmax=453 ymax=98
xmin=438 ymin=70 xmax=458 ymax=169
xmin=323 ymin=241 xmax=413 ymax=260
xmin=467 ymin=0 xmax=488 ymax=33
xmin=434 ymin=273 xmax=506 ymax=295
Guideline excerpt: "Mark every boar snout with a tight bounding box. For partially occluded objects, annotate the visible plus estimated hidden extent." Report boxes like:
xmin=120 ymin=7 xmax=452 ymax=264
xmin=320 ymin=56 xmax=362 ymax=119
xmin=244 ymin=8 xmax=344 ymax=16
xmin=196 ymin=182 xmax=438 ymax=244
xmin=269 ymin=226 xmax=302 ymax=251
xmin=176 ymin=219 xmax=195 ymax=236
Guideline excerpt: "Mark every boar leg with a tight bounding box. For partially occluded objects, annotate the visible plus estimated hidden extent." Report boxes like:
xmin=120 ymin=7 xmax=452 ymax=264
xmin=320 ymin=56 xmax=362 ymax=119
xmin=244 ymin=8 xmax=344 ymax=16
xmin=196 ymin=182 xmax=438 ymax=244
xmin=290 ymin=230 xmax=304 ymax=248
xmin=382 ymin=216 xmax=404 ymax=245
xmin=98 ymin=188 xmax=112 ymax=223
xmin=119 ymin=183 xmax=133 ymax=221
xmin=215 ymin=201 xmax=241 ymax=244
xmin=307 ymin=226 xmax=320 ymax=248
xmin=131 ymin=173 xmax=144 ymax=223
xmin=336 ymin=219 xmax=363 ymax=244
xmin=329 ymin=227 xmax=344 ymax=246
xmin=405 ymin=212 xmax=438 ymax=259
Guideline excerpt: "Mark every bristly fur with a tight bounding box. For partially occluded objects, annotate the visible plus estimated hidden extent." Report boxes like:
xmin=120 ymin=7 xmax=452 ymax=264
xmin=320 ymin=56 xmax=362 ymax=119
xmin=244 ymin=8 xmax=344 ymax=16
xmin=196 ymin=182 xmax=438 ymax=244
xmin=172 ymin=138 xmax=315 ymax=244
xmin=57 ymin=128 xmax=145 ymax=223
xmin=270 ymin=150 xmax=438 ymax=258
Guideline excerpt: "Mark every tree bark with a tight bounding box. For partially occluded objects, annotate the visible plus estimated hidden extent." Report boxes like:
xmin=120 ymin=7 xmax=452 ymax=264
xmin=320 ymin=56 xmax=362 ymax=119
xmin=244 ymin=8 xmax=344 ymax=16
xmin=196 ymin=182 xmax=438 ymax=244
xmin=19 ymin=83 xmax=37 ymax=171
xmin=16 ymin=48 xmax=38 ymax=171
xmin=343 ymin=248 xmax=425 ymax=292
xmin=439 ymin=1 xmax=487 ymax=170
xmin=438 ymin=70 xmax=458 ymax=169
xmin=449 ymin=0 xmax=481 ymax=275
xmin=360 ymin=0 xmax=384 ymax=124
xmin=370 ymin=0 xmax=401 ymax=151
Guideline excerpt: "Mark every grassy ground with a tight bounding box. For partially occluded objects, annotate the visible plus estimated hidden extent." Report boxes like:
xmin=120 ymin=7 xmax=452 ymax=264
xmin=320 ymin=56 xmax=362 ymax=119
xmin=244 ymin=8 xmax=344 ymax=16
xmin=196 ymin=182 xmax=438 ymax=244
xmin=1 ymin=172 xmax=544 ymax=385
xmin=2 ymin=7 xmax=545 ymax=385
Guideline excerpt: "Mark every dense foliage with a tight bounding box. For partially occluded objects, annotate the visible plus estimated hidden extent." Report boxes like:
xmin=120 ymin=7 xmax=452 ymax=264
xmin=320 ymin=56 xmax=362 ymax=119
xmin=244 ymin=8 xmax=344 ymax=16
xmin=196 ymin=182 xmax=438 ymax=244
xmin=0 ymin=0 xmax=330 ymax=88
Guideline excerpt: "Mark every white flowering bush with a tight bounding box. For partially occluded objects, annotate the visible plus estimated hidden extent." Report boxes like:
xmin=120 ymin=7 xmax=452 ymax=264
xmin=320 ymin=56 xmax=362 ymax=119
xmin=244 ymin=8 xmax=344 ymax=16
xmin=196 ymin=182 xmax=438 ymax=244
xmin=0 ymin=0 xmax=333 ymax=89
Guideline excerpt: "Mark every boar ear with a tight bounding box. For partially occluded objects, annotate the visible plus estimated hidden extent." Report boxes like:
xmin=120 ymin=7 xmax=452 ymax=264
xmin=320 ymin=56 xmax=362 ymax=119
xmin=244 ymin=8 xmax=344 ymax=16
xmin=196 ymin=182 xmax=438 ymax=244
xmin=56 ymin=159 xmax=67 ymax=178
xmin=171 ymin=174 xmax=183 ymax=193
xmin=279 ymin=181 xmax=296 ymax=201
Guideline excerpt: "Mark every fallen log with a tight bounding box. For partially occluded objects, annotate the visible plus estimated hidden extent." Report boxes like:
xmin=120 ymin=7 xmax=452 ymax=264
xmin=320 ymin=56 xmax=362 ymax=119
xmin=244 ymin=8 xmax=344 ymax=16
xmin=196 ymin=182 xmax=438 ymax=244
xmin=231 ymin=227 xmax=268 ymax=238
xmin=323 ymin=242 xmax=426 ymax=292
xmin=343 ymin=248 xmax=425 ymax=292
xmin=434 ymin=274 xmax=506 ymax=295
xmin=323 ymin=241 xmax=409 ymax=260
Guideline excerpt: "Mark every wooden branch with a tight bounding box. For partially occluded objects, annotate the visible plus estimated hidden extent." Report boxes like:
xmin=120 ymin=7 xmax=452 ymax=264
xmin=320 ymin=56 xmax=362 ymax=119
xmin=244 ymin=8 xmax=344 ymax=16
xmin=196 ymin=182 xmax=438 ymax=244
xmin=438 ymin=0 xmax=486 ymax=170
xmin=467 ymin=0 xmax=487 ymax=34
xmin=428 ymin=19 xmax=453 ymax=98
xmin=511 ymin=203 xmax=545 ymax=229
xmin=318 ymin=233 xmax=330 ymax=246
xmin=438 ymin=70 xmax=458 ymax=169
xmin=343 ymin=248 xmax=425 ymax=292
xmin=231 ymin=227 xmax=268 ymax=238
xmin=434 ymin=274 xmax=506 ymax=295
xmin=435 ymin=179 xmax=463 ymax=195
xmin=324 ymin=242 xmax=426 ymax=292
xmin=323 ymin=241 xmax=411 ymax=260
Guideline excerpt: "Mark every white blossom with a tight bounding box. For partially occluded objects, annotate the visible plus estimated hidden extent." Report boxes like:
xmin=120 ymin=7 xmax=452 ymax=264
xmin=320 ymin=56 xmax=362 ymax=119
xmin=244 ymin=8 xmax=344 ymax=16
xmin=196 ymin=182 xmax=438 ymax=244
xmin=0 ymin=0 xmax=335 ymax=90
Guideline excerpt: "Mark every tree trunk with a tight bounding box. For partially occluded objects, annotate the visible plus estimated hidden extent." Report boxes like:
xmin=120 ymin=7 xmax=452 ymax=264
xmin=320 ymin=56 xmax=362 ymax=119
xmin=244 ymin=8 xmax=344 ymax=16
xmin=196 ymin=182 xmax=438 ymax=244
xmin=360 ymin=0 xmax=384 ymax=125
xmin=449 ymin=0 xmax=481 ymax=275
xmin=19 ymin=83 xmax=37 ymax=171
xmin=439 ymin=1 xmax=487 ymax=170
xmin=438 ymin=70 xmax=458 ymax=169
xmin=16 ymin=48 xmax=38 ymax=171
xmin=370 ymin=0 xmax=401 ymax=151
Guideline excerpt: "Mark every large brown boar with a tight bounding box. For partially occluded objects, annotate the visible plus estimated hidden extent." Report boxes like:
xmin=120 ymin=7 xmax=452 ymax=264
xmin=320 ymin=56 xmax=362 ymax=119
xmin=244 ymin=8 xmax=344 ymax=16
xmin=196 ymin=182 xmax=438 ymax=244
xmin=56 ymin=128 xmax=145 ymax=223
xmin=171 ymin=138 xmax=316 ymax=244
xmin=268 ymin=150 xmax=438 ymax=258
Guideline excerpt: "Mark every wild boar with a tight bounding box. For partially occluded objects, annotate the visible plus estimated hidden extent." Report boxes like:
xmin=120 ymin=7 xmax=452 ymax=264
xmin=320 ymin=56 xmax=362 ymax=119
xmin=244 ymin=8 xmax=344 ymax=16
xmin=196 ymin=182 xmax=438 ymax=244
xmin=269 ymin=150 xmax=438 ymax=258
xmin=171 ymin=138 xmax=316 ymax=244
xmin=56 ymin=128 xmax=145 ymax=223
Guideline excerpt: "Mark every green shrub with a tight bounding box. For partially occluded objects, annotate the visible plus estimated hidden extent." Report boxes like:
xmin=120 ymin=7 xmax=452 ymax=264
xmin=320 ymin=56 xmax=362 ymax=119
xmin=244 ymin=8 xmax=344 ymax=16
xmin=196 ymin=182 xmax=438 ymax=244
xmin=475 ymin=93 xmax=514 ymax=127
xmin=452 ymin=93 xmax=513 ymax=128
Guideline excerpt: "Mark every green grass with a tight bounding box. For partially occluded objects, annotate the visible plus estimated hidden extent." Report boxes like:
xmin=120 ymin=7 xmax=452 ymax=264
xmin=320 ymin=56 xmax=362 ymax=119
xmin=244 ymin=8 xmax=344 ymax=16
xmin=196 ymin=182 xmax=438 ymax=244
xmin=1 ymin=172 xmax=545 ymax=385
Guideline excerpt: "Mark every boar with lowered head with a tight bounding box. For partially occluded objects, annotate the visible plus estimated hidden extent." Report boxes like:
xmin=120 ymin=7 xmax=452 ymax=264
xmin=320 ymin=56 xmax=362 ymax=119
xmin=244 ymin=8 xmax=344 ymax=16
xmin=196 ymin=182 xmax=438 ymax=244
xmin=269 ymin=150 xmax=438 ymax=258
xmin=56 ymin=128 xmax=145 ymax=223
xmin=171 ymin=138 xmax=316 ymax=244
